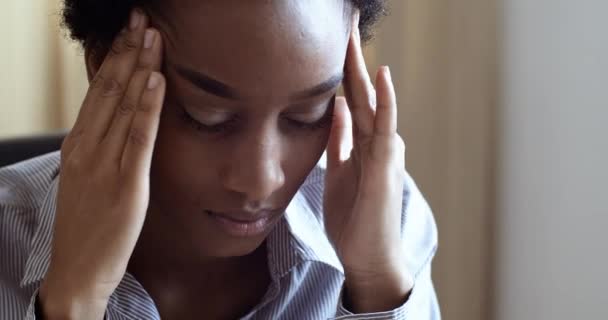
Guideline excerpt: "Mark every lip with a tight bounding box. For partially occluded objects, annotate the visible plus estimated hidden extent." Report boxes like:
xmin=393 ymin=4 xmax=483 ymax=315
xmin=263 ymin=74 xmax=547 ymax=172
xmin=206 ymin=209 xmax=281 ymax=237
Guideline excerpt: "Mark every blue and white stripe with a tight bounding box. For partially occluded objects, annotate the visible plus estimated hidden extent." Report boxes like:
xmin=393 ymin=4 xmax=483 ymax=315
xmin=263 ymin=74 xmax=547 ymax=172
xmin=0 ymin=151 xmax=440 ymax=319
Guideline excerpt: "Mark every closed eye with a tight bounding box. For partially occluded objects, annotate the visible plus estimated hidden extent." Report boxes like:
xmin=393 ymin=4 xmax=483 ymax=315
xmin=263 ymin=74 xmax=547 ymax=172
xmin=176 ymin=96 xmax=336 ymax=135
xmin=179 ymin=108 xmax=240 ymax=133
xmin=282 ymin=97 xmax=335 ymax=131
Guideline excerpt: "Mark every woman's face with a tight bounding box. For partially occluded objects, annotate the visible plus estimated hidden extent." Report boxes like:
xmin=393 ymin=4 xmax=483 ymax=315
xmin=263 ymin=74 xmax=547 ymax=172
xmin=146 ymin=0 xmax=351 ymax=258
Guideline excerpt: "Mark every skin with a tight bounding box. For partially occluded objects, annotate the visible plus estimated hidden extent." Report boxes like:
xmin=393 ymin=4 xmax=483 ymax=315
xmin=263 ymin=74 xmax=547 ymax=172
xmin=39 ymin=1 xmax=412 ymax=319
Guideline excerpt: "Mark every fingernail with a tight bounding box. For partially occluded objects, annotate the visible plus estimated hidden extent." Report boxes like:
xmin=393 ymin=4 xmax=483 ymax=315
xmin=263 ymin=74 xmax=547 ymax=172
xmin=352 ymin=25 xmax=361 ymax=45
xmin=353 ymin=11 xmax=360 ymax=34
xmin=147 ymin=72 xmax=161 ymax=89
xmin=144 ymin=29 xmax=155 ymax=49
xmin=130 ymin=9 xmax=142 ymax=30
xmin=384 ymin=66 xmax=392 ymax=81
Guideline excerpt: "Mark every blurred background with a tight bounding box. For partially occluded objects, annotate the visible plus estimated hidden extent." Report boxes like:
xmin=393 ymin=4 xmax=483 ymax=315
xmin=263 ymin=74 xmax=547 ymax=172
xmin=1 ymin=0 xmax=606 ymax=319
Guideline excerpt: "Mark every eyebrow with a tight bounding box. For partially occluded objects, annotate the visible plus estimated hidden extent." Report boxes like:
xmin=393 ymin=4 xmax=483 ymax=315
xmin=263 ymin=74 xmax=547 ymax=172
xmin=170 ymin=63 xmax=343 ymax=101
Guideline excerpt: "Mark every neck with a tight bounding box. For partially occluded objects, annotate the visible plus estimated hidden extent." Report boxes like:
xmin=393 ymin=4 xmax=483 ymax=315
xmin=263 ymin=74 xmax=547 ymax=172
xmin=125 ymin=206 xmax=272 ymax=318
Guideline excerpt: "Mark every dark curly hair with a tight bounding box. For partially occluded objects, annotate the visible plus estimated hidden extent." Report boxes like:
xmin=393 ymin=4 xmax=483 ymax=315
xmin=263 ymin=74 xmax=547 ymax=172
xmin=62 ymin=0 xmax=388 ymax=51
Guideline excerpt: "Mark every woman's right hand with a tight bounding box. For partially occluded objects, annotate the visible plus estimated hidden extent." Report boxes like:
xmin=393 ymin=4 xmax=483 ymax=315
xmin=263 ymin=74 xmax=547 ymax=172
xmin=38 ymin=9 xmax=165 ymax=319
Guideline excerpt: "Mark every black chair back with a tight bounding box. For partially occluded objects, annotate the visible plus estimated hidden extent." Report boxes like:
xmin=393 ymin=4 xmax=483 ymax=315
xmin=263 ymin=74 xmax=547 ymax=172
xmin=0 ymin=133 xmax=66 ymax=168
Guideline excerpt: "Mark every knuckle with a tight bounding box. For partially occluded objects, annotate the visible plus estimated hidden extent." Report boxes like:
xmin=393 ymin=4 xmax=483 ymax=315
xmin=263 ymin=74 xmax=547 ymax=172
xmin=134 ymin=64 xmax=147 ymax=73
xmin=135 ymin=60 xmax=152 ymax=73
xmin=108 ymin=36 xmax=124 ymax=56
xmin=129 ymin=127 xmax=149 ymax=147
xmin=90 ymin=74 xmax=105 ymax=90
xmin=121 ymin=34 xmax=139 ymax=52
xmin=102 ymin=78 xmax=125 ymax=97
xmin=108 ymin=30 xmax=139 ymax=56
xmin=118 ymin=100 xmax=137 ymax=116
xmin=137 ymin=100 xmax=153 ymax=113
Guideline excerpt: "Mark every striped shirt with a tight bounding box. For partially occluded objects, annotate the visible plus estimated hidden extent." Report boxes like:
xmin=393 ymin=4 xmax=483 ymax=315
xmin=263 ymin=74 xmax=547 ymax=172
xmin=0 ymin=151 xmax=440 ymax=319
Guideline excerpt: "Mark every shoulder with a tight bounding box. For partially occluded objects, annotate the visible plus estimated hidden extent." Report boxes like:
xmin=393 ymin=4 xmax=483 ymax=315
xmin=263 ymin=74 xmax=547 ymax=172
xmin=0 ymin=151 xmax=60 ymax=210
xmin=0 ymin=152 xmax=60 ymax=301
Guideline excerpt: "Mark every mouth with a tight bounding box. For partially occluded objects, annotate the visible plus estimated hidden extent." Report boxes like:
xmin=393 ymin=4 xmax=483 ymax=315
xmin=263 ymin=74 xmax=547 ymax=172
xmin=205 ymin=209 xmax=282 ymax=238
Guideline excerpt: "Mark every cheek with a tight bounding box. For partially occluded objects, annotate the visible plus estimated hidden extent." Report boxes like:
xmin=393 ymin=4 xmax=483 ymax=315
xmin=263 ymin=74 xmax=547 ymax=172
xmin=273 ymin=125 xmax=332 ymax=193
xmin=150 ymin=106 xmax=220 ymax=209
xmin=284 ymin=128 xmax=331 ymax=168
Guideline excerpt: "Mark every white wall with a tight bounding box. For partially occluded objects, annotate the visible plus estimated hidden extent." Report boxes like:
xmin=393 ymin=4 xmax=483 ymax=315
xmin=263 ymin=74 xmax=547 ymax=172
xmin=497 ymin=1 xmax=608 ymax=319
xmin=0 ymin=0 xmax=86 ymax=139
xmin=0 ymin=0 xmax=51 ymax=137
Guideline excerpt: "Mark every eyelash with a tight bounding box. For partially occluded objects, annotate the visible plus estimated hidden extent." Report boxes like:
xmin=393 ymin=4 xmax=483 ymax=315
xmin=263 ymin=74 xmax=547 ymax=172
xmin=179 ymin=108 xmax=239 ymax=134
xmin=178 ymin=104 xmax=334 ymax=134
xmin=284 ymin=108 xmax=333 ymax=131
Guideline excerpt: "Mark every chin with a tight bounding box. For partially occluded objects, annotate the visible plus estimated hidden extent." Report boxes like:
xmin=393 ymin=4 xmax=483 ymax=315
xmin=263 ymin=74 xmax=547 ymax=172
xmin=208 ymin=236 xmax=267 ymax=258
xmin=191 ymin=223 xmax=272 ymax=259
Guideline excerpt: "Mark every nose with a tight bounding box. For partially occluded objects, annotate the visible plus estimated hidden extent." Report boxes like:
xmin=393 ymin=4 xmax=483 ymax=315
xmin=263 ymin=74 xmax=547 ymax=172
xmin=221 ymin=134 xmax=285 ymax=203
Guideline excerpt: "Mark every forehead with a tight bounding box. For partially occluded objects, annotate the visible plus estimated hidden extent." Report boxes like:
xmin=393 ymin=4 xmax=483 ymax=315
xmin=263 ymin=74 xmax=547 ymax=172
xmin=152 ymin=0 xmax=350 ymax=100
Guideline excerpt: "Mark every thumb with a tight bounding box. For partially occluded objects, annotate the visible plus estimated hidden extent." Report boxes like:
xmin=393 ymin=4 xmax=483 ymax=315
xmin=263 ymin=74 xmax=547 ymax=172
xmin=326 ymin=96 xmax=353 ymax=170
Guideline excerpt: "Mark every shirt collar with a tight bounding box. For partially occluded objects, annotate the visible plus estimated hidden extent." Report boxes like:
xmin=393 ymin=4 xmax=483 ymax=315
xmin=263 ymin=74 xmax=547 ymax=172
xmin=20 ymin=154 xmax=343 ymax=288
xmin=267 ymin=184 xmax=344 ymax=280
xmin=268 ymin=153 xmax=343 ymax=278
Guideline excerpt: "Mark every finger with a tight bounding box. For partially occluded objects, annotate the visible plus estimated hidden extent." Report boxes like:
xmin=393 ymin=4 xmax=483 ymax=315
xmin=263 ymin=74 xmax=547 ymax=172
xmin=374 ymin=66 xmax=398 ymax=136
xmin=121 ymin=72 xmax=166 ymax=178
xmin=343 ymin=12 xmax=376 ymax=137
xmin=103 ymin=29 xmax=163 ymax=158
xmin=79 ymin=9 xmax=149 ymax=146
xmin=136 ymin=29 xmax=163 ymax=72
xmin=326 ymin=97 xmax=353 ymax=169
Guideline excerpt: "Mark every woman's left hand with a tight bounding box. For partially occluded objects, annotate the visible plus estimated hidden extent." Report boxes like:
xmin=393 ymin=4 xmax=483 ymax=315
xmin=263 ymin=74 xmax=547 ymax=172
xmin=323 ymin=14 xmax=413 ymax=313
